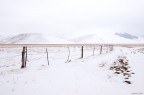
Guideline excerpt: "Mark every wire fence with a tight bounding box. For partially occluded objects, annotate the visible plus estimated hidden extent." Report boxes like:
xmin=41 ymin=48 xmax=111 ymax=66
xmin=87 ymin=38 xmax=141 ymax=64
xmin=0 ymin=45 xmax=113 ymax=68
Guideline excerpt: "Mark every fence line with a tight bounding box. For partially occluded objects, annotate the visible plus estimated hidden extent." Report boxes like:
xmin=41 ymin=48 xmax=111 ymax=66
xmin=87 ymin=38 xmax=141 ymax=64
xmin=0 ymin=45 xmax=114 ymax=68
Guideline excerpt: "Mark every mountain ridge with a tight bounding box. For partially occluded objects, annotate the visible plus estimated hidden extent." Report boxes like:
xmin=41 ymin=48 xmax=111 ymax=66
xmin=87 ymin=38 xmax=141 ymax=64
xmin=0 ymin=33 xmax=73 ymax=44
xmin=0 ymin=32 xmax=143 ymax=44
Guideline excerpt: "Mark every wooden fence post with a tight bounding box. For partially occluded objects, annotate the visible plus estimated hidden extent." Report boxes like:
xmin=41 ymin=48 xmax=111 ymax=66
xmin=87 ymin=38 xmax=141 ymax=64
xmin=21 ymin=46 xmax=27 ymax=68
xmin=81 ymin=46 xmax=84 ymax=58
xmin=66 ymin=47 xmax=71 ymax=63
xmin=100 ymin=45 xmax=102 ymax=54
xmin=46 ymin=48 xmax=49 ymax=65
xmin=25 ymin=46 xmax=27 ymax=67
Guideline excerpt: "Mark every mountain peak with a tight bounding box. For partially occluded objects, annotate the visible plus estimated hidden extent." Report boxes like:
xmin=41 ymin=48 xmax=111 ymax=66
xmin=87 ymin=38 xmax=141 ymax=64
xmin=115 ymin=33 xmax=138 ymax=39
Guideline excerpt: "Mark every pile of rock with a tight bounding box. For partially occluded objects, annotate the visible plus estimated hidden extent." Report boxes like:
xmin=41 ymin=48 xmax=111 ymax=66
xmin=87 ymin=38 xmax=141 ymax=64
xmin=110 ymin=56 xmax=135 ymax=84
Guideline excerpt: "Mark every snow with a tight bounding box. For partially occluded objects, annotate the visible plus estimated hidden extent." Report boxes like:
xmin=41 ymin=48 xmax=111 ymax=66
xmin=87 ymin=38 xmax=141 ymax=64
xmin=0 ymin=35 xmax=7 ymax=41
xmin=0 ymin=32 xmax=144 ymax=44
xmin=72 ymin=32 xmax=142 ymax=44
xmin=0 ymin=33 xmax=73 ymax=44
xmin=0 ymin=46 xmax=144 ymax=95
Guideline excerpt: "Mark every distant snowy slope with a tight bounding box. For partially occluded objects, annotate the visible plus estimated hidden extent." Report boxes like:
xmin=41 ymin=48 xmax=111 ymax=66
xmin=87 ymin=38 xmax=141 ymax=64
xmin=72 ymin=32 xmax=142 ymax=44
xmin=0 ymin=35 xmax=6 ymax=41
xmin=0 ymin=33 xmax=73 ymax=44
xmin=0 ymin=32 xmax=143 ymax=44
xmin=72 ymin=34 xmax=104 ymax=43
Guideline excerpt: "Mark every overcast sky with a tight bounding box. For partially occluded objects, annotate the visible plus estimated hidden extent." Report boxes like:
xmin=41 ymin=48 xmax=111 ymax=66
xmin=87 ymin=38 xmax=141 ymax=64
xmin=0 ymin=0 xmax=144 ymax=37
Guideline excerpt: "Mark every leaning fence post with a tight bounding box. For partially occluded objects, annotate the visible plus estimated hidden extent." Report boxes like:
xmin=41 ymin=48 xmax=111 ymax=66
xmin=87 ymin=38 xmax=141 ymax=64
xmin=66 ymin=47 xmax=71 ymax=63
xmin=46 ymin=48 xmax=49 ymax=65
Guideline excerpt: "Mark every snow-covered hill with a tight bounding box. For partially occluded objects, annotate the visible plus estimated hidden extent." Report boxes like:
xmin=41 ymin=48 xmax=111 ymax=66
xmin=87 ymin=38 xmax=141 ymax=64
xmin=71 ymin=34 xmax=104 ymax=43
xmin=72 ymin=32 xmax=143 ymax=44
xmin=0 ymin=33 xmax=73 ymax=44
xmin=0 ymin=35 xmax=7 ymax=41
xmin=0 ymin=32 xmax=143 ymax=44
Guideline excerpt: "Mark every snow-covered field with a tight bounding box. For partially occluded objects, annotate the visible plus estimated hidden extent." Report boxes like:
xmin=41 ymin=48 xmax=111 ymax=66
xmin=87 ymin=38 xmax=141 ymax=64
xmin=0 ymin=46 xmax=144 ymax=95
